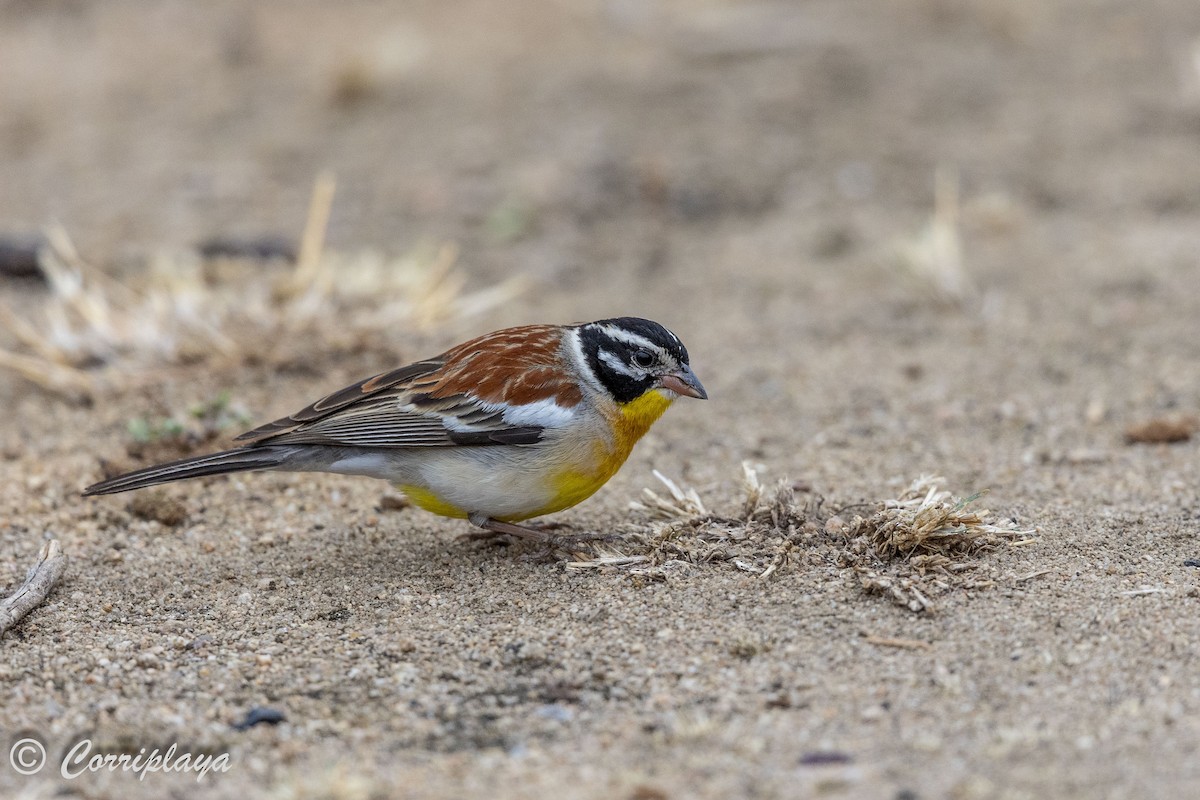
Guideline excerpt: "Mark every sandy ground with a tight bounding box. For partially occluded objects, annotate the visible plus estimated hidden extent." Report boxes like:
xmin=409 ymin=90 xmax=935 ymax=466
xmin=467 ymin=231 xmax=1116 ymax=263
xmin=3 ymin=1 xmax=1200 ymax=798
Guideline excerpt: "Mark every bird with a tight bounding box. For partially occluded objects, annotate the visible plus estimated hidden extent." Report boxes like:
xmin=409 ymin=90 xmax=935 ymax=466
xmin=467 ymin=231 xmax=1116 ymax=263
xmin=83 ymin=317 xmax=706 ymax=546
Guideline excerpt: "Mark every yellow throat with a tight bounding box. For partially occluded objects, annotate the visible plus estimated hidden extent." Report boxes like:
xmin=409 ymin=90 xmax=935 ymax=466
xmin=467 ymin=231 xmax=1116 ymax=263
xmin=612 ymin=387 xmax=675 ymax=453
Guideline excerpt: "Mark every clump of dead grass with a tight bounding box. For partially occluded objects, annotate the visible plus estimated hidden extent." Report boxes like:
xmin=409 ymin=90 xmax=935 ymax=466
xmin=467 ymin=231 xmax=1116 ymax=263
xmin=573 ymin=467 xmax=1035 ymax=613
xmin=0 ymin=173 xmax=527 ymax=399
xmin=845 ymin=476 xmax=1029 ymax=559
xmin=573 ymin=463 xmax=802 ymax=583
xmin=837 ymin=475 xmax=1035 ymax=612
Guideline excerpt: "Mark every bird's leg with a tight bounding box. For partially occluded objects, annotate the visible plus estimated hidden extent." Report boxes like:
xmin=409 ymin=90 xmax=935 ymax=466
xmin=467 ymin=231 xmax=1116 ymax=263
xmin=465 ymin=513 xmax=555 ymax=542
xmin=464 ymin=513 xmax=613 ymax=558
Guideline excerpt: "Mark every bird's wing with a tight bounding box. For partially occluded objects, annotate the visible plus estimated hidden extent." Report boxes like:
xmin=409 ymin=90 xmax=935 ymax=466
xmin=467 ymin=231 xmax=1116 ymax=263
xmin=234 ymin=359 xmax=447 ymax=443
xmin=235 ymin=325 xmax=584 ymax=448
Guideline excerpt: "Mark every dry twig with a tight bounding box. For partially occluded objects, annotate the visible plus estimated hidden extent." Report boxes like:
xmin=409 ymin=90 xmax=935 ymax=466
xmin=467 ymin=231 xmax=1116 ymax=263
xmin=1014 ymin=569 xmax=1051 ymax=583
xmin=1124 ymin=415 xmax=1197 ymax=444
xmin=0 ymin=540 xmax=68 ymax=638
xmin=863 ymin=635 xmax=932 ymax=650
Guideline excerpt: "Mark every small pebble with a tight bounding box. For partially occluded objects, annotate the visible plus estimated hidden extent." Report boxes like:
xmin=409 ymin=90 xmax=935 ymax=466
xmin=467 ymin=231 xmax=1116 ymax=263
xmin=196 ymin=235 xmax=296 ymax=262
xmin=233 ymin=706 xmax=287 ymax=731
xmin=379 ymin=494 xmax=411 ymax=511
xmin=824 ymin=515 xmax=847 ymax=535
xmin=799 ymin=751 xmax=853 ymax=766
xmin=0 ymin=235 xmax=45 ymax=281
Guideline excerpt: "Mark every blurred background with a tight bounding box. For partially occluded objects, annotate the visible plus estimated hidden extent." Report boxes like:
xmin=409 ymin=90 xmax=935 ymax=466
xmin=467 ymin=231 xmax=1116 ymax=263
xmin=4 ymin=2 xmax=1197 ymax=255
xmin=3 ymin=0 xmax=1199 ymax=378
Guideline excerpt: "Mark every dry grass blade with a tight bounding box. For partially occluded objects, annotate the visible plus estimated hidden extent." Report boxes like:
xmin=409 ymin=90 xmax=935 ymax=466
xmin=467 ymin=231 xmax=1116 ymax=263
xmin=564 ymin=554 xmax=649 ymax=572
xmin=863 ymin=635 xmax=932 ymax=650
xmin=894 ymin=166 xmax=974 ymax=305
xmin=1120 ymin=586 xmax=1168 ymax=597
xmin=0 ymin=346 xmax=95 ymax=397
xmin=0 ymin=177 xmax=527 ymax=397
xmin=0 ymin=299 xmax=70 ymax=365
xmin=1015 ymin=569 xmax=1051 ymax=583
xmin=629 ymin=469 xmax=707 ymax=521
xmin=740 ymin=461 xmax=763 ymax=520
xmin=287 ymin=170 xmax=338 ymax=300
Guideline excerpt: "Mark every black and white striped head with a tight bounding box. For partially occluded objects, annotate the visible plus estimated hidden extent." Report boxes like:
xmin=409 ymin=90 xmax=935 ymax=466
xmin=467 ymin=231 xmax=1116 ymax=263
xmin=574 ymin=317 xmax=707 ymax=404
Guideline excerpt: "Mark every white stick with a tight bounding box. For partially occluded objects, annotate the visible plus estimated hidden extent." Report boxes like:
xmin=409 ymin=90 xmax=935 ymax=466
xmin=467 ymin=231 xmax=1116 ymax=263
xmin=0 ymin=540 xmax=67 ymax=637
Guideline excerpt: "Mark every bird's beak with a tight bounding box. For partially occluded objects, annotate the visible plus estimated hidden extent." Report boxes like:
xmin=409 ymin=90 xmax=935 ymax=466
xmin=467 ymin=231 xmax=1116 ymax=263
xmin=659 ymin=365 xmax=708 ymax=400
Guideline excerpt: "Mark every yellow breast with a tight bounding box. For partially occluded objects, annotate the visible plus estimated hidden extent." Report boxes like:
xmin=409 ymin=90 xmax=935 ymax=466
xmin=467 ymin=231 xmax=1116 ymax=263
xmin=536 ymin=389 xmax=675 ymax=520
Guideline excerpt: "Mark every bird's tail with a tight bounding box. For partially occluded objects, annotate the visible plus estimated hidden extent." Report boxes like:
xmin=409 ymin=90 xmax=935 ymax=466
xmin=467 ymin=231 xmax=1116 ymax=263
xmin=82 ymin=445 xmax=295 ymax=496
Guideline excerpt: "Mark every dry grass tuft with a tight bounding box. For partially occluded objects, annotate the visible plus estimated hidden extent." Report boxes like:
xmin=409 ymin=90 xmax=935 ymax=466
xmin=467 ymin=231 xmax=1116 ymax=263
xmin=845 ymin=475 xmax=1032 ymax=559
xmin=0 ymin=174 xmax=527 ymax=398
xmin=835 ymin=476 xmax=1034 ymax=612
xmin=574 ymin=465 xmax=809 ymax=580
xmin=575 ymin=468 xmax=1036 ymax=613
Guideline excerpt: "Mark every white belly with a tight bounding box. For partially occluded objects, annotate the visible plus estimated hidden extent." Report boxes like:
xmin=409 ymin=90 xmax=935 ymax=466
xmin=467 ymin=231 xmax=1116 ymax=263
xmin=324 ymin=433 xmax=604 ymax=520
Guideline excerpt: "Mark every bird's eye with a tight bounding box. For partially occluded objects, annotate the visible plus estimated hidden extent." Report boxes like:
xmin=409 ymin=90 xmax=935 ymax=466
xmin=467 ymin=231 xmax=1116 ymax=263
xmin=631 ymin=349 xmax=655 ymax=369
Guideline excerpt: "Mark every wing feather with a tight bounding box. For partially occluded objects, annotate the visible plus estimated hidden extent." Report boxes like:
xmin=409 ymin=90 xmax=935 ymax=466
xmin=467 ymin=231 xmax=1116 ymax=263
xmin=233 ymin=325 xmax=581 ymax=449
xmin=235 ymin=360 xmax=444 ymax=442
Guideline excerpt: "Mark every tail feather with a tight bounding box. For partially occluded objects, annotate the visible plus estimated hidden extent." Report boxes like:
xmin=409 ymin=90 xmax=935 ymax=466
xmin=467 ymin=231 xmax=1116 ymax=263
xmin=83 ymin=446 xmax=294 ymax=496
